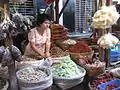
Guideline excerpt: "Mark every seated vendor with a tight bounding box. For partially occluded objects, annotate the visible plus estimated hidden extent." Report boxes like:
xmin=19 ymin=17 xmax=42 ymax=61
xmin=24 ymin=13 xmax=51 ymax=59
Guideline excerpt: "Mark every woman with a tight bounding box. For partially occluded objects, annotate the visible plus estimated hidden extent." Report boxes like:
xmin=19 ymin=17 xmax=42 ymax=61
xmin=24 ymin=13 xmax=51 ymax=59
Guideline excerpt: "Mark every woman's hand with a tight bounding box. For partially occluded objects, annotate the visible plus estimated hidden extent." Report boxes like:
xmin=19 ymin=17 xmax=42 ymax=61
xmin=40 ymin=52 xmax=45 ymax=57
xmin=45 ymin=52 xmax=50 ymax=58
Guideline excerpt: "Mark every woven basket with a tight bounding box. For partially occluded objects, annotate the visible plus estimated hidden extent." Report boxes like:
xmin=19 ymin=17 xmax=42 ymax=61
xmin=70 ymin=51 xmax=94 ymax=61
xmin=85 ymin=62 xmax=106 ymax=77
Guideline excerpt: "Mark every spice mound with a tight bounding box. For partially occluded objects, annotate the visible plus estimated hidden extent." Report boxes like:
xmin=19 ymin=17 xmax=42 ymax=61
xmin=50 ymin=46 xmax=69 ymax=58
xmin=68 ymin=41 xmax=92 ymax=53
xmin=17 ymin=67 xmax=48 ymax=82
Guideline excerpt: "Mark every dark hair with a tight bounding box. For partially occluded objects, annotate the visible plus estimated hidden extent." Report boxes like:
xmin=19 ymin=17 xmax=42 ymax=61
xmin=36 ymin=13 xmax=51 ymax=26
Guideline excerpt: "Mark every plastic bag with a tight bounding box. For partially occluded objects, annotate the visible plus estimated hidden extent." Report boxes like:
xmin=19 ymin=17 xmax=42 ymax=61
xmin=41 ymin=58 xmax=53 ymax=68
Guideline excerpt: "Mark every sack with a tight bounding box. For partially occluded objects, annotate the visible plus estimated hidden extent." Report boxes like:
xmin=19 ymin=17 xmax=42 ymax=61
xmin=16 ymin=66 xmax=53 ymax=90
xmin=52 ymin=66 xmax=86 ymax=89
xmin=17 ymin=57 xmax=45 ymax=70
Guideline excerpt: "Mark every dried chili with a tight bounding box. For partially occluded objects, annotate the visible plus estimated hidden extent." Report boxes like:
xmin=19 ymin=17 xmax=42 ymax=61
xmin=68 ymin=41 xmax=92 ymax=53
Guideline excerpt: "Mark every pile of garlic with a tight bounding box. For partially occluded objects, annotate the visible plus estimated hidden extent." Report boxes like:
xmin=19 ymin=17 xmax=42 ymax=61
xmin=91 ymin=5 xmax=119 ymax=29
xmin=62 ymin=39 xmax=77 ymax=45
xmin=97 ymin=33 xmax=119 ymax=49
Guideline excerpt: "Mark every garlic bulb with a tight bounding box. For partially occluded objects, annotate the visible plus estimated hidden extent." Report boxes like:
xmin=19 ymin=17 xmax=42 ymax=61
xmin=97 ymin=33 xmax=119 ymax=49
xmin=92 ymin=5 xmax=120 ymax=29
xmin=62 ymin=39 xmax=77 ymax=45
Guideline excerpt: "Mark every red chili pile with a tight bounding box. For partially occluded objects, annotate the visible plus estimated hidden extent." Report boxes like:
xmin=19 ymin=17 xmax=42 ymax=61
xmin=91 ymin=72 xmax=115 ymax=88
xmin=78 ymin=56 xmax=94 ymax=65
xmin=68 ymin=41 xmax=92 ymax=53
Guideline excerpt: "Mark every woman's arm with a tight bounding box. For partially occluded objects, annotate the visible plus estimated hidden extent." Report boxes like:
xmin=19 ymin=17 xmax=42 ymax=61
xmin=45 ymin=38 xmax=51 ymax=57
xmin=45 ymin=28 xmax=51 ymax=57
xmin=30 ymin=41 xmax=45 ymax=57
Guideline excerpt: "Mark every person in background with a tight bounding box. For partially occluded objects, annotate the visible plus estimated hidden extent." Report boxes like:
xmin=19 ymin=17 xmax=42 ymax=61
xmin=24 ymin=13 xmax=51 ymax=59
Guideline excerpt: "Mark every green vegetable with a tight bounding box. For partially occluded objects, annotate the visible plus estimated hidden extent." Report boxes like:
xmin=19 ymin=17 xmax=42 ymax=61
xmin=52 ymin=57 xmax=82 ymax=77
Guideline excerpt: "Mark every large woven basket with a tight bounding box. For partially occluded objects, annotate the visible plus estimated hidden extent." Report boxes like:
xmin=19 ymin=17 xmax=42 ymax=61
xmin=70 ymin=51 xmax=94 ymax=61
xmin=85 ymin=62 xmax=106 ymax=77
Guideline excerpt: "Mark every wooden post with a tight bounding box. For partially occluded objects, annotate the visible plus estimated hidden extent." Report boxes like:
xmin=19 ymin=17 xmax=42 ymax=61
xmin=98 ymin=29 xmax=105 ymax=62
xmin=97 ymin=0 xmax=112 ymax=67
xmin=55 ymin=0 xmax=59 ymax=23
xmin=104 ymin=48 xmax=110 ymax=67
xmin=105 ymin=0 xmax=112 ymax=67
xmin=104 ymin=28 xmax=112 ymax=67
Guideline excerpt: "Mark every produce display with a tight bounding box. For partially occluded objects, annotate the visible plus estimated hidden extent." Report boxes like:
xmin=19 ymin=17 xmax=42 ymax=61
xmin=0 ymin=1 xmax=120 ymax=90
xmin=61 ymin=39 xmax=77 ymax=45
xmin=52 ymin=57 xmax=83 ymax=77
xmin=50 ymin=46 xmax=69 ymax=58
xmin=77 ymin=56 xmax=95 ymax=65
xmin=97 ymin=79 xmax=120 ymax=90
xmin=0 ymin=12 xmax=17 ymax=40
xmin=17 ymin=67 xmax=48 ymax=82
xmin=97 ymin=33 xmax=119 ymax=49
xmin=0 ymin=45 xmax=22 ymax=67
xmin=68 ymin=41 xmax=92 ymax=53
xmin=22 ymin=55 xmax=42 ymax=61
xmin=55 ymin=39 xmax=77 ymax=50
xmin=90 ymin=72 xmax=115 ymax=89
xmin=51 ymin=24 xmax=68 ymax=42
xmin=12 ymin=12 xmax=35 ymax=32
xmin=91 ymin=5 xmax=119 ymax=29
xmin=85 ymin=60 xmax=105 ymax=77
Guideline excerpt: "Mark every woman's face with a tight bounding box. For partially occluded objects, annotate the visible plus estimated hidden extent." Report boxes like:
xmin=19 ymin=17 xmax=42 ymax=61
xmin=40 ymin=19 xmax=50 ymax=29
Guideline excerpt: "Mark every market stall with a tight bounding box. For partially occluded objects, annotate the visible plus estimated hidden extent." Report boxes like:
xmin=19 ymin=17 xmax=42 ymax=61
xmin=0 ymin=0 xmax=120 ymax=90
